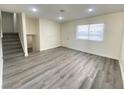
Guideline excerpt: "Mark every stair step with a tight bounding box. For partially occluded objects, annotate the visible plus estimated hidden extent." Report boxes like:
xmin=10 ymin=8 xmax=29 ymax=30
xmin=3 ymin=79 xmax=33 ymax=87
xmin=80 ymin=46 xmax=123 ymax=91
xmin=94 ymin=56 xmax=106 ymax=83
xmin=3 ymin=34 xmax=19 ymax=39
xmin=3 ymin=53 xmax=24 ymax=60
xmin=3 ymin=36 xmax=19 ymax=39
xmin=2 ymin=33 xmax=24 ymax=60
xmin=2 ymin=38 xmax=19 ymax=42
xmin=3 ymin=33 xmax=18 ymax=36
xmin=3 ymin=41 xmax=21 ymax=46
xmin=3 ymin=49 xmax=23 ymax=55
xmin=3 ymin=45 xmax=22 ymax=51
xmin=3 ymin=33 xmax=18 ymax=35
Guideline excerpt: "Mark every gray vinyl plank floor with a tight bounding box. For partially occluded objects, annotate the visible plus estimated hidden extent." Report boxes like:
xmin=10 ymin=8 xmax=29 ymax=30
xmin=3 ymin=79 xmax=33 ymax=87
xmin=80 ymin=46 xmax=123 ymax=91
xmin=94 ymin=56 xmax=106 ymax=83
xmin=3 ymin=47 xmax=123 ymax=89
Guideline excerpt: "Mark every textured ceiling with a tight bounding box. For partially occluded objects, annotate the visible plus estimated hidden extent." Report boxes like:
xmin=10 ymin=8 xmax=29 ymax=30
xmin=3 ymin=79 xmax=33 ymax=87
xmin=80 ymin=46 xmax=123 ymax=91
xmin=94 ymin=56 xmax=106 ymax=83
xmin=0 ymin=4 xmax=124 ymax=22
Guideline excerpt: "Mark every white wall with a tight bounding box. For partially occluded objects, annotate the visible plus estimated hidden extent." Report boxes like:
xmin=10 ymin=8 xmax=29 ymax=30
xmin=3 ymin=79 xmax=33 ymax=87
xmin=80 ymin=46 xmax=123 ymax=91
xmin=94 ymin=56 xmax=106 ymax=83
xmin=39 ymin=18 xmax=61 ymax=51
xmin=120 ymin=28 xmax=124 ymax=86
xmin=0 ymin=33 xmax=2 ymax=89
xmin=26 ymin=16 xmax=39 ymax=35
xmin=18 ymin=14 xmax=61 ymax=53
xmin=2 ymin=11 xmax=14 ymax=33
xmin=13 ymin=13 xmax=18 ymax=33
xmin=0 ymin=10 xmax=3 ymax=88
xmin=61 ymin=12 xmax=124 ymax=60
xmin=17 ymin=13 xmax=28 ymax=56
xmin=25 ymin=16 xmax=40 ymax=51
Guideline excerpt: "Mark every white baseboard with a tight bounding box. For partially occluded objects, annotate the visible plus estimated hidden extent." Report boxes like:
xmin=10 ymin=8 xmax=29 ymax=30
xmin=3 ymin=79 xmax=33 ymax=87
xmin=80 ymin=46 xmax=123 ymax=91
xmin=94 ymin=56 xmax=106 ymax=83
xmin=62 ymin=45 xmax=118 ymax=60
xmin=119 ymin=60 xmax=124 ymax=88
xmin=40 ymin=45 xmax=61 ymax=51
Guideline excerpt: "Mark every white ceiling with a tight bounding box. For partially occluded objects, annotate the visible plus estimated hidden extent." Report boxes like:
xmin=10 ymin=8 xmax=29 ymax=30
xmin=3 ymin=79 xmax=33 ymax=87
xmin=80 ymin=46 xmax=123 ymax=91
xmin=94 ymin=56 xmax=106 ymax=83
xmin=0 ymin=4 xmax=124 ymax=22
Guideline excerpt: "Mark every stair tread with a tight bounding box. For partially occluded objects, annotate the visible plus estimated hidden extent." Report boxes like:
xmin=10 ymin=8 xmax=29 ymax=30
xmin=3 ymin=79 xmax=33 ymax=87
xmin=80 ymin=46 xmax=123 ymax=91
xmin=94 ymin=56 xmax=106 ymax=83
xmin=3 ymin=35 xmax=18 ymax=37
xmin=2 ymin=39 xmax=19 ymax=42
xmin=3 ymin=33 xmax=19 ymax=39
xmin=3 ymin=45 xmax=22 ymax=49
xmin=3 ymin=53 xmax=23 ymax=60
xmin=2 ymin=33 xmax=24 ymax=60
xmin=3 ymin=49 xmax=23 ymax=55
xmin=3 ymin=37 xmax=19 ymax=39
xmin=3 ymin=32 xmax=18 ymax=34
xmin=3 ymin=42 xmax=21 ymax=46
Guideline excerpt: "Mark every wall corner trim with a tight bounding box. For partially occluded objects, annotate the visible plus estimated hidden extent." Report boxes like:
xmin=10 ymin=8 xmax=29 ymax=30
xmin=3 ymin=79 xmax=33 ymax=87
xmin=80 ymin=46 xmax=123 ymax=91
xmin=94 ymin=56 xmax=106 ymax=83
xmin=119 ymin=60 xmax=124 ymax=88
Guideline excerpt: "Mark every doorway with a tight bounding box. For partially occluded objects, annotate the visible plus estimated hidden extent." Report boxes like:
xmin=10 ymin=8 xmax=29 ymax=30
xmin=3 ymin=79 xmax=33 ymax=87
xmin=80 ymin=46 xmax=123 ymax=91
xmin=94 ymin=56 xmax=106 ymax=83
xmin=27 ymin=34 xmax=37 ymax=54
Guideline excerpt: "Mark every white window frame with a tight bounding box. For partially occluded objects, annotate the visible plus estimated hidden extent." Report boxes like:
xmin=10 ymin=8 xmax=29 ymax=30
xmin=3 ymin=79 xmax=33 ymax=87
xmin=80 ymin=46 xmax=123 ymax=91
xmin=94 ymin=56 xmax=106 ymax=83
xmin=76 ymin=25 xmax=89 ymax=40
xmin=76 ymin=23 xmax=104 ymax=42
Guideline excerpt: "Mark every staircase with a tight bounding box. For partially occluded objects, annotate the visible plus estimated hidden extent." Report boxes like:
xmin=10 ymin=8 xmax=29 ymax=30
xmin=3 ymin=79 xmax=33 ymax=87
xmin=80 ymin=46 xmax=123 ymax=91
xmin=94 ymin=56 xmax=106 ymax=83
xmin=2 ymin=33 xmax=24 ymax=60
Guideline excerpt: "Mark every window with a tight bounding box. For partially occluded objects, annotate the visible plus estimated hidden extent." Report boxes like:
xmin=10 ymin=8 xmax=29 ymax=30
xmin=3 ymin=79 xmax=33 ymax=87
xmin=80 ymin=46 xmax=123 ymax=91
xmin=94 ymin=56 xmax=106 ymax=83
xmin=89 ymin=24 xmax=104 ymax=41
xmin=76 ymin=25 xmax=89 ymax=39
xmin=76 ymin=23 xmax=104 ymax=41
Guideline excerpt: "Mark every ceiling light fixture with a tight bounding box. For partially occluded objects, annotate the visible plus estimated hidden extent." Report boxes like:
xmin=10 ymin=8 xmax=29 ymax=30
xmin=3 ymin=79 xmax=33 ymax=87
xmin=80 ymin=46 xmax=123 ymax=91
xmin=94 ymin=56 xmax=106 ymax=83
xmin=32 ymin=8 xmax=37 ymax=12
xmin=58 ymin=16 xmax=63 ymax=20
xmin=58 ymin=9 xmax=65 ymax=20
xmin=88 ymin=8 xmax=93 ymax=12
